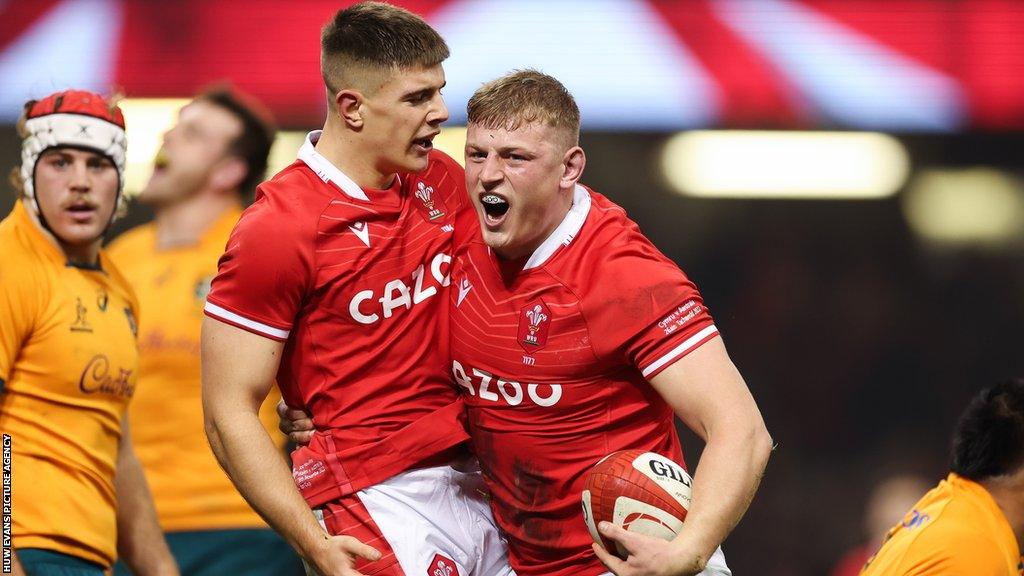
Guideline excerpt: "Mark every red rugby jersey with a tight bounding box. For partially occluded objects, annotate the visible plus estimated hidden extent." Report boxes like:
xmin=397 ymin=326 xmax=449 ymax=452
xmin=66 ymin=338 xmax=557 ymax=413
xmin=206 ymin=132 xmax=469 ymax=507
xmin=450 ymin=185 xmax=718 ymax=576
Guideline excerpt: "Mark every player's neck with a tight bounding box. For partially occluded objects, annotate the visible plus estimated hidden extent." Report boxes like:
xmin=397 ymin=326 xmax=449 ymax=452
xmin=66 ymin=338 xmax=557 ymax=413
xmin=154 ymin=191 xmax=238 ymax=250
xmin=61 ymin=240 xmax=101 ymax=268
xmin=980 ymin=470 xmax=1024 ymax=550
xmin=317 ymin=125 xmax=396 ymax=190
xmin=491 ymin=193 xmax=575 ymax=263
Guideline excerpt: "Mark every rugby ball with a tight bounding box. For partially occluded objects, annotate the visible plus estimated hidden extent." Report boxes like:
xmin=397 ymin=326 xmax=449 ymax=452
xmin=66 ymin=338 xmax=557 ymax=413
xmin=581 ymin=450 xmax=692 ymax=558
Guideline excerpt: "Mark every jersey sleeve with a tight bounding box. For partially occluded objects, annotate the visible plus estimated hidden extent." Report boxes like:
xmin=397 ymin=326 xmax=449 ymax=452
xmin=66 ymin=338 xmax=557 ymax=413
xmin=0 ymin=260 xmax=41 ymax=384
xmin=204 ymin=190 xmax=314 ymax=342
xmin=584 ymin=237 xmax=718 ymax=380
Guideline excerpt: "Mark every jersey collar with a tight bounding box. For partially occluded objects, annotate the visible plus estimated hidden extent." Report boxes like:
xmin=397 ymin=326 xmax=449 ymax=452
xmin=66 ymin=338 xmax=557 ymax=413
xmin=522 ymin=184 xmax=592 ymax=271
xmin=11 ymin=199 xmax=75 ymax=267
xmin=297 ymin=131 xmax=371 ymax=202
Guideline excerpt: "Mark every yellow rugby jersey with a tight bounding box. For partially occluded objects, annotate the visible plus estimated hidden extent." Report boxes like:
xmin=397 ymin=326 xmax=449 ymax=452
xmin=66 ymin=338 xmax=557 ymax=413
xmin=107 ymin=206 xmax=286 ymax=531
xmin=861 ymin=473 xmax=1023 ymax=575
xmin=0 ymin=201 xmax=139 ymax=568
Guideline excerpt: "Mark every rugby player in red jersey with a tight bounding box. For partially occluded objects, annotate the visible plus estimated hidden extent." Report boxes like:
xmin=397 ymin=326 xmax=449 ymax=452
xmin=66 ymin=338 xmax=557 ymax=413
xmin=449 ymin=70 xmax=772 ymax=576
xmin=201 ymin=4 xmax=510 ymax=576
xmin=284 ymin=70 xmax=772 ymax=576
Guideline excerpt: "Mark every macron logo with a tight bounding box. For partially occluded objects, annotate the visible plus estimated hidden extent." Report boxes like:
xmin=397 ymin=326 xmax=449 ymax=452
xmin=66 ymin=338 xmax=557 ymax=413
xmin=349 ymin=221 xmax=370 ymax=247
xmin=457 ymin=278 xmax=472 ymax=307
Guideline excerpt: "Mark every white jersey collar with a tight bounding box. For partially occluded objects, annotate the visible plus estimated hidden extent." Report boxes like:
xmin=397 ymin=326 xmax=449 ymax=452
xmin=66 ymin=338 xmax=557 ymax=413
xmin=297 ymin=130 xmax=370 ymax=201
xmin=522 ymin=184 xmax=592 ymax=270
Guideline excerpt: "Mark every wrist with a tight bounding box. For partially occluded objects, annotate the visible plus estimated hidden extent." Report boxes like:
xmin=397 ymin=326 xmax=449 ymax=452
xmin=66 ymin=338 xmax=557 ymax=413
xmin=668 ymin=534 xmax=711 ymax=574
xmin=296 ymin=527 xmax=331 ymax=562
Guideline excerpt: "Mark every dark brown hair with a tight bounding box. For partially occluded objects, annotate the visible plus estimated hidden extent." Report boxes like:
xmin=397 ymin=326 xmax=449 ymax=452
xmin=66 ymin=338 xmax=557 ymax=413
xmin=951 ymin=378 xmax=1024 ymax=480
xmin=195 ymin=85 xmax=277 ymax=196
xmin=320 ymin=2 xmax=449 ymax=95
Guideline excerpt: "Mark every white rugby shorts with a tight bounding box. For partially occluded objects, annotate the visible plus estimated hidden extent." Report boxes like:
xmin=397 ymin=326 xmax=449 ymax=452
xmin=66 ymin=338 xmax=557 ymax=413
xmin=307 ymin=463 xmax=514 ymax=576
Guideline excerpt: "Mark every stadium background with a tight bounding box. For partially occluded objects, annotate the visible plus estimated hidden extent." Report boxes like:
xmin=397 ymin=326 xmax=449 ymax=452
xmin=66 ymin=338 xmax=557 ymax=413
xmin=2 ymin=1 xmax=1023 ymax=574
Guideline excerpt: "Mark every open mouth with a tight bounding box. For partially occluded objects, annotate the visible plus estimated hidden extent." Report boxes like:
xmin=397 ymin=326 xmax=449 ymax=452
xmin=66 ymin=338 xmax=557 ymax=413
xmin=152 ymin=150 xmax=170 ymax=173
xmin=413 ymin=133 xmax=438 ymax=153
xmin=66 ymin=203 xmax=98 ymax=222
xmin=480 ymin=193 xmax=510 ymax=225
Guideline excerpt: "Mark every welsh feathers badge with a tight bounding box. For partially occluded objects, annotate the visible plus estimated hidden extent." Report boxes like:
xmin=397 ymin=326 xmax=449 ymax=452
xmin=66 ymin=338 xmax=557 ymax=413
xmin=518 ymin=301 xmax=551 ymax=352
xmin=412 ymin=181 xmax=448 ymax=223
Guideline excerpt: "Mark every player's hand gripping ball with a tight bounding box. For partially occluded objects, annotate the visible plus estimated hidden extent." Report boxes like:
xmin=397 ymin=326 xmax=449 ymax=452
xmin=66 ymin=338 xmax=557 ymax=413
xmin=582 ymin=450 xmax=693 ymax=559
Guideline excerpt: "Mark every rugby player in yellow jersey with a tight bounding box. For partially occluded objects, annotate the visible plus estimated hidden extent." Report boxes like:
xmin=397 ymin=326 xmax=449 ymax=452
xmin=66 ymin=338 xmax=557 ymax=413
xmin=861 ymin=379 xmax=1024 ymax=575
xmin=0 ymin=90 xmax=177 ymax=576
xmin=107 ymin=87 xmax=303 ymax=576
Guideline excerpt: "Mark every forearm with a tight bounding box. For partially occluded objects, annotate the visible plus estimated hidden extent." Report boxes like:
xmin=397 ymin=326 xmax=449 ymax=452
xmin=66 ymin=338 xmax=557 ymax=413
xmin=115 ymin=444 xmax=177 ymax=576
xmin=206 ymin=406 xmax=327 ymax=559
xmin=673 ymin=420 xmax=772 ymax=561
xmin=202 ymin=318 xmax=331 ymax=563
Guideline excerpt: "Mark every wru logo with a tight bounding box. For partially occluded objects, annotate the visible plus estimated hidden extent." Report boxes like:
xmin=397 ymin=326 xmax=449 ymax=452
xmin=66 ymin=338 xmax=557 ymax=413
xmin=524 ymin=304 xmax=548 ymax=345
xmin=415 ymin=182 xmax=445 ymax=221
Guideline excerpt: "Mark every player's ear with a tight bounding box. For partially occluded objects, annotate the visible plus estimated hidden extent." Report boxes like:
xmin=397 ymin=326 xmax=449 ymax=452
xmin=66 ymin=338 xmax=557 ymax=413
xmin=334 ymin=89 xmax=364 ymax=129
xmin=561 ymin=146 xmax=586 ymax=189
xmin=210 ymin=156 xmax=247 ymax=193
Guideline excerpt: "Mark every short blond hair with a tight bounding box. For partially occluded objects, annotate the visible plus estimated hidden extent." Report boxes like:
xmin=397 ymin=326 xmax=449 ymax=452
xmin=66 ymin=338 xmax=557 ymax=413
xmin=320 ymin=2 xmax=449 ymax=95
xmin=467 ymin=70 xmax=580 ymax=147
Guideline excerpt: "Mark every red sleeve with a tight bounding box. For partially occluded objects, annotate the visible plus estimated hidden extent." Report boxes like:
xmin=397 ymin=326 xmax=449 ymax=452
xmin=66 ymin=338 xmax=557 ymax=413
xmin=204 ymin=187 xmax=314 ymax=341
xmin=583 ymin=234 xmax=718 ymax=380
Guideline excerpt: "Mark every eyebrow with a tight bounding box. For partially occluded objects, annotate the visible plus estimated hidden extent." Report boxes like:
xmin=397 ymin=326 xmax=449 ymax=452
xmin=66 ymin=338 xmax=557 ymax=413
xmin=402 ymin=80 xmax=446 ymax=99
xmin=465 ymin=144 xmax=534 ymax=156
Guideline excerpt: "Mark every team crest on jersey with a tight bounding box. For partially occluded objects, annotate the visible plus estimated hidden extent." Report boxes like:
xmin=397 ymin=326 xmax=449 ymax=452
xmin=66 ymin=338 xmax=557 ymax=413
xmin=518 ymin=301 xmax=551 ymax=352
xmin=124 ymin=306 xmax=138 ymax=338
xmin=70 ymin=297 xmax=92 ymax=332
xmin=412 ymin=181 xmax=447 ymax=223
xmin=426 ymin=553 xmax=457 ymax=576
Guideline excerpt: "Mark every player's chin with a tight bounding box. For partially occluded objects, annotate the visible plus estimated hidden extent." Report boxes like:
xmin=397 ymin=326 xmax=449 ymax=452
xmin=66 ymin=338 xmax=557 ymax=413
xmin=483 ymin=228 xmax=529 ymax=262
xmin=405 ymin=146 xmax=432 ymax=168
xmin=56 ymin=223 xmax=105 ymax=246
xmin=400 ymin=155 xmax=429 ymax=174
xmin=480 ymin=228 xmax=508 ymax=251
